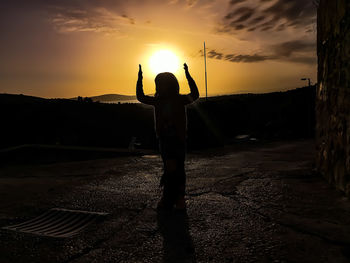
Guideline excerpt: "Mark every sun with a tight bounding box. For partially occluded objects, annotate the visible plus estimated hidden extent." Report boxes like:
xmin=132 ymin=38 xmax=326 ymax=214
xmin=149 ymin=50 xmax=180 ymax=75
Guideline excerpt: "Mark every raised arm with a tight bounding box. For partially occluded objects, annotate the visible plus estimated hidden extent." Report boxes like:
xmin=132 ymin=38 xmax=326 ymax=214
xmin=136 ymin=64 xmax=156 ymax=105
xmin=182 ymin=63 xmax=199 ymax=105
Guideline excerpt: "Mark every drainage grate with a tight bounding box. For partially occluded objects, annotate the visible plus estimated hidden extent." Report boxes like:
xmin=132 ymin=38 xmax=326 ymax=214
xmin=2 ymin=208 xmax=109 ymax=238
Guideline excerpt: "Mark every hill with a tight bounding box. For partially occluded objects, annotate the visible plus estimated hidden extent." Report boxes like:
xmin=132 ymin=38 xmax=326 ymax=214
xmin=0 ymin=93 xmax=46 ymax=104
xmin=71 ymin=94 xmax=136 ymax=102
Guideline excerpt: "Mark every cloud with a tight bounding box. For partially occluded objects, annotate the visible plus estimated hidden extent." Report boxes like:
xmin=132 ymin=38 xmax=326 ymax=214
xmin=271 ymin=39 xmax=316 ymax=64
xmin=286 ymin=56 xmax=316 ymax=64
xmin=3 ymin=0 xmax=139 ymax=36
xmin=202 ymin=39 xmax=316 ymax=64
xmin=46 ymin=3 xmax=140 ymax=36
xmin=204 ymin=49 xmax=270 ymax=63
xmin=225 ymin=7 xmax=255 ymax=20
xmin=208 ymin=50 xmax=224 ymax=59
xmin=225 ymin=54 xmax=270 ymax=62
xmin=264 ymin=0 xmax=316 ymax=26
xmin=272 ymin=40 xmax=315 ymax=57
xmin=230 ymin=0 xmax=245 ymax=6
xmin=50 ymin=9 xmax=120 ymax=35
xmin=121 ymin=14 xmax=136 ymax=25
xmin=186 ymin=0 xmax=198 ymax=7
xmin=229 ymin=0 xmax=245 ymax=6
xmin=219 ymin=0 xmax=316 ymax=33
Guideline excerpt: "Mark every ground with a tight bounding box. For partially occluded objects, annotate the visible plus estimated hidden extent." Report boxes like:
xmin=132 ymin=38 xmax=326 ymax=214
xmin=1 ymin=140 xmax=350 ymax=263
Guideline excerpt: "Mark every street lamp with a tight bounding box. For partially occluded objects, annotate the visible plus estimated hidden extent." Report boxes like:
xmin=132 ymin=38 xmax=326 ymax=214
xmin=301 ymin=78 xmax=311 ymax=87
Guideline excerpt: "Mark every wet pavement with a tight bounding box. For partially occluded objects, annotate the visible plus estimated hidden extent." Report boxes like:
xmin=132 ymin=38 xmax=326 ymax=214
xmin=1 ymin=140 xmax=350 ymax=263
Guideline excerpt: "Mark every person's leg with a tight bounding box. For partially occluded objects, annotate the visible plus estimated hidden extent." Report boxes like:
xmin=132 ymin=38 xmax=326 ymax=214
xmin=158 ymin=136 xmax=187 ymax=210
xmin=174 ymin=144 xmax=187 ymax=209
xmin=165 ymin=158 xmax=178 ymax=203
xmin=158 ymin=158 xmax=177 ymax=209
xmin=158 ymin=138 xmax=168 ymax=209
xmin=158 ymin=137 xmax=178 ymax=209
xmin=173 ymin=159 xmax=185 ymax=209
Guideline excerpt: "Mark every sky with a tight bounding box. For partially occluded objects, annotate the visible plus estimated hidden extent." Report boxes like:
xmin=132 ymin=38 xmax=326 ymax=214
xmin=0 ymin=0 xmax=317 ymax=98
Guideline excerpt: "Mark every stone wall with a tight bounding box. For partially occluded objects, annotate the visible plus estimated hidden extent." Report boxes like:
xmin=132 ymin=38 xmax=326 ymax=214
xmin=316 ymin=0 xmax=350 ymax=195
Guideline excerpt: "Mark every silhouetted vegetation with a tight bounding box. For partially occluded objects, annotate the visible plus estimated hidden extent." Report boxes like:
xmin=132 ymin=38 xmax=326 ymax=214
xmin=73 ymin=94 xmax=136 ymax=102
xmin=0 ymin=86 xmax=315 ymax=151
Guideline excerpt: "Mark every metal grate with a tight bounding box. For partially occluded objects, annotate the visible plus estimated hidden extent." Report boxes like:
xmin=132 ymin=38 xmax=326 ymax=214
xmin=2 ymin=208 xmax=108 ymax=238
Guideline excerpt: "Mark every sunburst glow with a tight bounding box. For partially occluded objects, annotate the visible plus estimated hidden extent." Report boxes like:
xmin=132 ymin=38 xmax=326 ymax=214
xmin=149 ymin=50 xmax=180 ymax=75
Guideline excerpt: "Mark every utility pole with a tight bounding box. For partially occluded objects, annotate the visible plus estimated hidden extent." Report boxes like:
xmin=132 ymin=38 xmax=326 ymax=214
xmin=301 ymin=78 xmax=311 ymax=87
xmin=204 ymin=41 xmax=208 ymax=101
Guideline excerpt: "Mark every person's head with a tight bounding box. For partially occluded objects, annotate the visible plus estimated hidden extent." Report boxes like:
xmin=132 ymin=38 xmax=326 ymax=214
xmin=155 ymin=72 xmax=179 ymax=98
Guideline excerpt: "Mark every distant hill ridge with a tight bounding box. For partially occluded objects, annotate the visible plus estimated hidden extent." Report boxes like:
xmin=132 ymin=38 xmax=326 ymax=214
xmin=71 ymin=94 xmax=136 ymax=102
xmin=0 ymin=93 xmax=137 ymax=104
xmin=1 ymin=86 xmax=316 ymax=104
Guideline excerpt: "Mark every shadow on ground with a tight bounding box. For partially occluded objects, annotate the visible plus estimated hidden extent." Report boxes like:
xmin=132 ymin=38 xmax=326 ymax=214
xmin=157 ymin=210 xmax=196 ymax=263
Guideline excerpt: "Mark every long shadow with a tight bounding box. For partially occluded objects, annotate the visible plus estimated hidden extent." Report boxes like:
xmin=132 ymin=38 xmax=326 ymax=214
xmin=157 ymin=210 xmax=196 ymax=263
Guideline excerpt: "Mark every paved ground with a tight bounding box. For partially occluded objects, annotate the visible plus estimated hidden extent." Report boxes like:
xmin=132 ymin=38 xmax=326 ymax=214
xmin=1 ymin=140 xmax=350 ymax=263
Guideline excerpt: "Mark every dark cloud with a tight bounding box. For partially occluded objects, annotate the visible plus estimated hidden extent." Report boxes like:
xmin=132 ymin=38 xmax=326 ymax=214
xmin=186 ymin=0 xmax=198 ymax=7
xmin=232 ymin=24 xmax=246 ymax=30
xmin=203 ymin=49 xmax=270 ymax=63
xmin=208 ymin=50 xmax=224 ymax=59
xmin=220 ymin=0 xmax=316 ymax=33
xmin=226 ymin=54 xmax=269 ymax=62
xmin=122 ymin=14 xmax=135 ymax=25
xmin=286 ymin=56 xmax=316 ymax=64
xmin=272 ymin=40 xmax=315 ymax=57
xmin=234 ymin=11 xmax=255 ymax=23
xmin=202 ymin=39 xmax=316 ymax=65
xmin=249 ymin=15 xmax=266 ymax=24
xmin=276 ymin=23 xmax=286 ymax=31
xmin=263 ymin=0 xmax=315 ymax=27
xmin=224 ymin=7 xmax=255 ymax=32
xmin=229 ymin=0 xmax=245 ymax=5
xmin=271 ymin=39 xmax=316 ymax=64
xmin=225 ymin=7 xmax=255 ymax=20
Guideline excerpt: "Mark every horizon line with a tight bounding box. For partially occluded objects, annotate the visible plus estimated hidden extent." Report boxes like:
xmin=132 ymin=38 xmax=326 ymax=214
xmin=0 ymin=85 xmax=315 ymax=100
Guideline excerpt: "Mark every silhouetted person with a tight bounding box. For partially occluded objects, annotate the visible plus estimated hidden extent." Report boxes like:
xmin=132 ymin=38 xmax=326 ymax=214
xmin=136 ymin=63 xmax=199 ymax=210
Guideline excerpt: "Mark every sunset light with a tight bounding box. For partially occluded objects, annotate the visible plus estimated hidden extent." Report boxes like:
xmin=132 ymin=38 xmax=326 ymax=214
xmin=149 ymin=50 xmax=180 ymax=75
xmin=1 ymin=0 xmax=317 ymax=98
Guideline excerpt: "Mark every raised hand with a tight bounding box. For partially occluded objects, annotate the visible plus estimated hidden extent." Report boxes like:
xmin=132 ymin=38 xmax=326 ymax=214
xmin=183 ymin=63 xmax=188 ymax=73
xmin=138 ymin=64 xmax=143 ymax=80
xmin=183 ymin=62 xmax=199 ymax=101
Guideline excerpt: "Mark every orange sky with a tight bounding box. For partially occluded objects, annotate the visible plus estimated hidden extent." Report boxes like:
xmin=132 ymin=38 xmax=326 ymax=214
xmin=0 ymin=0 xmax=317 ymax=98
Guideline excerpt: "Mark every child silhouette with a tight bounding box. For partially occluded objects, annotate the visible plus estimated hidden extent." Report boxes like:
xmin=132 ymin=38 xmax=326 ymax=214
xmin=136 ymin=63 xmax=199 ymax=210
